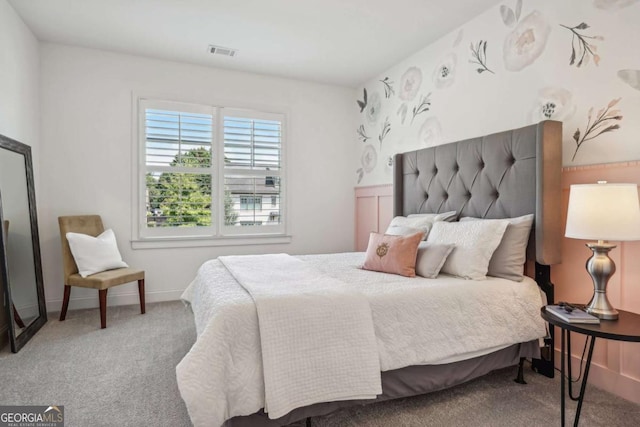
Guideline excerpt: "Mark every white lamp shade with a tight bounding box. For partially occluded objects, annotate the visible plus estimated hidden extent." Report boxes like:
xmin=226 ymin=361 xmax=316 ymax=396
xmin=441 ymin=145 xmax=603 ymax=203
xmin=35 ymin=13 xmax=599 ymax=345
xmin=565 ymin=183 xmax=640 ymax=241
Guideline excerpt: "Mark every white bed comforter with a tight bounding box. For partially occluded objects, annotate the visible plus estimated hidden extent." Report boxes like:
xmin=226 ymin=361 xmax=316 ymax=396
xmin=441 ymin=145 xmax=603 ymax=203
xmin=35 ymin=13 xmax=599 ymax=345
xmin=218 ymin=254 xmax=381 ymax=419
xmin=176 ymin=252 xmax=546 ymax=427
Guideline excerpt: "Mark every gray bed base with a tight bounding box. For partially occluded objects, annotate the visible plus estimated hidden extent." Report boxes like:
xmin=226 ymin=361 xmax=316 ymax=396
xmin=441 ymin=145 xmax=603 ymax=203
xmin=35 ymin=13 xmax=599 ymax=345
xmin=225 ymin=121 xmax=562 ymax=427
xmin=225 ymin=341 xmax=540 ymax=427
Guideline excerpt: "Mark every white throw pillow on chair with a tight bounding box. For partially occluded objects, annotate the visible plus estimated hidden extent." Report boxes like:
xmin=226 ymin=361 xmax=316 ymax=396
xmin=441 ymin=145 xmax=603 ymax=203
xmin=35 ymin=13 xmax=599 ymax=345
xmin=66 ymin=229 xmax=128 ymax=277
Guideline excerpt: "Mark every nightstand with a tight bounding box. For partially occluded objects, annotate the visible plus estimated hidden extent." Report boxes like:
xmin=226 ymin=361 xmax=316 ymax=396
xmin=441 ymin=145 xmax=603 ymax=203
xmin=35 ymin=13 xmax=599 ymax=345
xmin=540 ymin=306 xmax=640 ymax=427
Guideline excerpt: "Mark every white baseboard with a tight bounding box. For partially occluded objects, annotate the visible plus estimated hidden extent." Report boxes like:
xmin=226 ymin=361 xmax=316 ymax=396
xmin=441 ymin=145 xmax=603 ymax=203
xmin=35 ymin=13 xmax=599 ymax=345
xmin=46 ymin=289 xmax=184 ymax=313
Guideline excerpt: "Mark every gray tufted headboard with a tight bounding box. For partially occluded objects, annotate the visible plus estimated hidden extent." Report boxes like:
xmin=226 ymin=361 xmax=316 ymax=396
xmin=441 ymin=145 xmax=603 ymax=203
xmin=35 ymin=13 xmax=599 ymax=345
xmin=393 ymin=120 xmax=562 ymax=266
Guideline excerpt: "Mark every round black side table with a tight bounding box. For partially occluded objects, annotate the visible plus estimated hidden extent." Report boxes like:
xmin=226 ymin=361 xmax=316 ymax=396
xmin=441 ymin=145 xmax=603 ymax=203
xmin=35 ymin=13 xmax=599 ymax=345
xmin=540 ymin=306 xmax=640 ymax=427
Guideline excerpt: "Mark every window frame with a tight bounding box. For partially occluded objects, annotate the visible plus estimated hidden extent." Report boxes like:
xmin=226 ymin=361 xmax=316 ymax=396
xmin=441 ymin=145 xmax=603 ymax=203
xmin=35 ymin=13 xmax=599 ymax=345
xmin=132 ymin=96 xmax=289 ymax=248
xmin=219 ymin=108 xmax=286 ymax=237
xmin=239 ymin=195 xmax=262 ymax=211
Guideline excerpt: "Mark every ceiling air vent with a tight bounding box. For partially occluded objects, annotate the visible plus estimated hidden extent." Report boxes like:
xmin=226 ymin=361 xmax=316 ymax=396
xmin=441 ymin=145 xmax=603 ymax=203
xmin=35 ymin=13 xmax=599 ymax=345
xmin=208 ymin=45 xmax=237 ymax=57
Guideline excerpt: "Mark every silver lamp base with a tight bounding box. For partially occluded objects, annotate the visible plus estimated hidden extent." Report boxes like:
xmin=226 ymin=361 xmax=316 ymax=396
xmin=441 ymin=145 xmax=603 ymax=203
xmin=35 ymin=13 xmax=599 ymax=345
xmin=584 ymin=242 xmax=618 ymax=320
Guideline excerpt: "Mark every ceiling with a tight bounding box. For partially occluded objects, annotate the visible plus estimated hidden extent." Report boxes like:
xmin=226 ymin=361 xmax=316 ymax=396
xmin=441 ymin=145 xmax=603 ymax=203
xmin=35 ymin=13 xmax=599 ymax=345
xmin=9 ymin=0 xmax=500 ymax=87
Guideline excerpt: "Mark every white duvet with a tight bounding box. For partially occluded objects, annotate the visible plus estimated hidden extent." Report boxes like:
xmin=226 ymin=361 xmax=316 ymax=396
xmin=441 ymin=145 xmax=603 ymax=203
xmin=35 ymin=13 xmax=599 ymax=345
xmin=176 ymin=252 xmax=547 ymax=427
xmin=218 ymin=254 xmax=381 ymax=419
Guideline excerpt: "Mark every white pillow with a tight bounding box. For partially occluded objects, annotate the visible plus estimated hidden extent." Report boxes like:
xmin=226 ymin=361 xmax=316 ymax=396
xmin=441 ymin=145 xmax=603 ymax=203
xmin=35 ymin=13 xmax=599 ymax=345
xmin=460 ymin=214 xmax=534 ymax=282
xmin=385 ymin=211 xmax=457 ymax=239
xmin=385 ymin=217 xmax=430 ymax=238
xmin=407 ymin=211 xmax=457 ymax=222
xmin=66 ymin=229 xmax=128 ymax=277
xmin=426 ymin=220 xmax=509 ymax=280
xmin=415 ymin=242 xmax=455 ymax=279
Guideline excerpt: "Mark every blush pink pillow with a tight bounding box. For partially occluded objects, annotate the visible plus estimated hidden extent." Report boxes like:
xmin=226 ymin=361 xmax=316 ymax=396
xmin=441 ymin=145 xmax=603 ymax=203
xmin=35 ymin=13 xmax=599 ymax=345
xmin=362 ymin=232 xmax=423 ymax=277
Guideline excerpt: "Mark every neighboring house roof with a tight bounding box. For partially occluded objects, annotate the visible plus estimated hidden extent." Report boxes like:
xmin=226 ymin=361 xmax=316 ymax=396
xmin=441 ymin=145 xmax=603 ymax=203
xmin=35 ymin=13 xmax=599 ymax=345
xmin=228 ymin=176 xmax=280 ymax=195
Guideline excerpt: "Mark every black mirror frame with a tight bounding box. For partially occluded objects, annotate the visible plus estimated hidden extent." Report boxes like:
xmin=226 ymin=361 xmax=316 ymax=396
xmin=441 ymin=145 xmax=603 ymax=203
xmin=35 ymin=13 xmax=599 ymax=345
xmin=0 ymin=133 xmax=47 ymax=353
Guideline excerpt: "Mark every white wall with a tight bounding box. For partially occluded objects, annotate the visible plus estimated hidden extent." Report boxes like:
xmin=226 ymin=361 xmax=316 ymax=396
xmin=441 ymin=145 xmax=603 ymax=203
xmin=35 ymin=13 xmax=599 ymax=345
xmin=0 ymin=0 xmax=40 ymax=157
xmin=354 ymin=0 xmax=640 ymax=186
xmin=40 ymin=44 xmax=356 ymax=311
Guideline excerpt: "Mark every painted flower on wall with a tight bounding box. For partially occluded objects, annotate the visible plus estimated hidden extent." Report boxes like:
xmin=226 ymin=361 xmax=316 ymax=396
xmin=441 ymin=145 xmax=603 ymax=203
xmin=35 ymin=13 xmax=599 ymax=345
xmin=500 ymin=0 xmax=522 ymax=28
xmin=418 ymin=117 xmax=443 ymax=147
xmin=503 ymin=11 xmax=551 ymax=72
xmin=469 ymin=40 xmax=494 ymax=74
xmin=397 ymin=103 xmax=408 ymax=125
xmin=594 ymin=0 xmax=639 ymax=9
xmin=380 ymin=77 xmax=395 ymax=98
xmin=411 ymin=93 xmax=431 ymax=124
xmin=618 ymin=69 xmax=640 ymax=91
xmin=530 ymin=87 xmax=576 ymax=122
xmin=356 ymin=125 xmax=371 ymax=142
xmin=356 ymin=88 xmax=368 ymax=113
xmin=432 ymin=54 xmax=457 ymax=89
xmin=560 ymin=23 xmax=603 ymax=67
xmin=378 ymin=117 xmax=391 ymax=147
xmin=366 ymin=91 xmax=382 ymax=125
xmin=361 ymin=144 xmax=378 ymax=173
xmin=399 ymin=67 xmax=423 ymax=101
xmin=572 ymin=98 xmax=623 ymax=161
xmin=453 ymin=29 xmax=464 ymax=48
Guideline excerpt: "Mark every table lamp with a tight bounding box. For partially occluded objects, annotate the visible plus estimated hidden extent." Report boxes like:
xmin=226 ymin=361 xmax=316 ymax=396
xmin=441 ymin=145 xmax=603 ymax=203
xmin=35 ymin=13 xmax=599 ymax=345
xmin=565 ymin=181 xmax=640 ymax=320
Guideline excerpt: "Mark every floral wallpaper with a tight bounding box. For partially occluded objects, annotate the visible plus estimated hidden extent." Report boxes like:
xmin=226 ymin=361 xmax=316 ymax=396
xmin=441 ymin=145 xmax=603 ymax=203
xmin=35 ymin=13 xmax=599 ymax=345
xmin=354 ymin=0 xmax=640 ymax=185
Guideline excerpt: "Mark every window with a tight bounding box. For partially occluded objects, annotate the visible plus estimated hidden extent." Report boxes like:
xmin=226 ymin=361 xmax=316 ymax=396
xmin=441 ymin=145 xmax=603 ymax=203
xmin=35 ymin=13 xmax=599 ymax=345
xmin=240 ymin=195 xmax=262 ymax=210
xmin=222 ymin=110 xmax=284 ymax=236
xmin=136 ymin=99 xmax=286 ymax=242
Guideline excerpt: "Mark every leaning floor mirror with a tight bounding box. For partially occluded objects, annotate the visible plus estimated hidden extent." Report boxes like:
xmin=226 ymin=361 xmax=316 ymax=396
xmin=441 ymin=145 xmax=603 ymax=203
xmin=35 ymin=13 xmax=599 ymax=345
xmin=0 ymin=133 xmax=46 ymax=353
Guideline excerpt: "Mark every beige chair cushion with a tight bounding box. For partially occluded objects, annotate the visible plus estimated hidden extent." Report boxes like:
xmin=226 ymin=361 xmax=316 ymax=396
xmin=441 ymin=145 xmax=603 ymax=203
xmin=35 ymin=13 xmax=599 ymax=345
xmin=67 ymin=267 xmax=144 ymax=290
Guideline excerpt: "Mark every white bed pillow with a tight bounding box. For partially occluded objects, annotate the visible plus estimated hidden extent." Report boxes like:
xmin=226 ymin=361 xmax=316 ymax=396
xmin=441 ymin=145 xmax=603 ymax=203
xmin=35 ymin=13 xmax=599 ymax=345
xmin=385 ymin=217 xmax=430 ymax=239
xmin=415 ymin=242 xmax=455 ymax=279
xmin=407 ymin=211 xmax=457 ymax=222
xmin=426 ymin=220 xmax=509 ymax=280
xmin=460 ymin=214 xmax=534 ymax=282
xmin=385 ymin=211 xmax=456 ymax=239
xmin=66 ymin=229 xmax=128 ymax=277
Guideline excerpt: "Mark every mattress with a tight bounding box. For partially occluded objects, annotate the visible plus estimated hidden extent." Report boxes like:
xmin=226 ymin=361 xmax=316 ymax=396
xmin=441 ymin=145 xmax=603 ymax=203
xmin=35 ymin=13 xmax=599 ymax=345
xmin=177 ymin=252 xmax=547 ymax=427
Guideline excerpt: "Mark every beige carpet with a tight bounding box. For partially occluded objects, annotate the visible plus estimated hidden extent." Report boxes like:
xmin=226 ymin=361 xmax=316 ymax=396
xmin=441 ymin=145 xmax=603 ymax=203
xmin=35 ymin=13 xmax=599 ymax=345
xmin=1 ymin=301 xmax=638 ymax=427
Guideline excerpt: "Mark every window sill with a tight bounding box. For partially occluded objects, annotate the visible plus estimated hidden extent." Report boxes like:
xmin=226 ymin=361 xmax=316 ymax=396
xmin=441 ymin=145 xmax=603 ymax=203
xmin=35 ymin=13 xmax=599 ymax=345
xmin=131 ymin=234 xmax=292 ymax=250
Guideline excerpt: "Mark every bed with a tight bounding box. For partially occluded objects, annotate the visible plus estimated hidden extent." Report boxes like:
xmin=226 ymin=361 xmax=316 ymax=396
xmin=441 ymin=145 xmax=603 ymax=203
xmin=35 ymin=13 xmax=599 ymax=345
xmin=176 ymin=120 xmax=562 ymax=427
